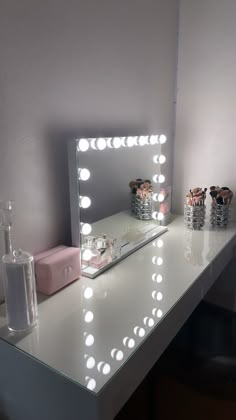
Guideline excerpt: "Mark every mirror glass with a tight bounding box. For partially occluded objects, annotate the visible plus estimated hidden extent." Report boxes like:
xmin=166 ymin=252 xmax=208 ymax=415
xmin=68 ymin=135 xmax=169 ymax=278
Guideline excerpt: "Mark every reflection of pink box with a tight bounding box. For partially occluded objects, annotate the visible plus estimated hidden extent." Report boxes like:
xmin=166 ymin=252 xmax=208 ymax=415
xmin=35 ymin=247 xmax=81 ymax=295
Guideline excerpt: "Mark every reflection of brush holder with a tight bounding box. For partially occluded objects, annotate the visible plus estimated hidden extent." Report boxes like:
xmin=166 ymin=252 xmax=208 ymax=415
xmin=210 ymin=204 xmax=231 ymax=228
xmin=184 ymin=205 xmax=206 ymax=230
xmin=131 ymin=194 xmax=153 ymax=220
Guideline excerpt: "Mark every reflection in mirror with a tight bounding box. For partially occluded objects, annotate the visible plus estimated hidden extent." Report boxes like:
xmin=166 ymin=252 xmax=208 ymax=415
xmin=68 ymin=135 xmax=169 ymax=278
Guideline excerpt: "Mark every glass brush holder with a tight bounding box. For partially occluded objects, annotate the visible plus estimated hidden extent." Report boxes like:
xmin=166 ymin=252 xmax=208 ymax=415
xmin=210 ymin=203 xmax=231 ymax=228
xmin=2 ymin=250 xmax=38 ymax=332
xmin=184 ymin=205 xmax=206 ymax=230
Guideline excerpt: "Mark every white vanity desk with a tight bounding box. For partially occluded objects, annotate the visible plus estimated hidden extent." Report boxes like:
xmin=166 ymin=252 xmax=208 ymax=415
xmin=0 ymin=216 xmax=236 ymax=420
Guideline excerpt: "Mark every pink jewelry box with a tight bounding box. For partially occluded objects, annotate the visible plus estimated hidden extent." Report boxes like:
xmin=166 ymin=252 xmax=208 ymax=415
xmin=35 ymin=246 xmax=81 ymax=295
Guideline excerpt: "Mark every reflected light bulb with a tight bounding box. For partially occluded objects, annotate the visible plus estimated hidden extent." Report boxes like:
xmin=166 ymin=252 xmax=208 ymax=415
xmin=152 ymin=211 xmax=158 ymax=220
xmin=150 ymin=135 xmax=158 ymax=145
xmin=134 ymin=326 xmax=146 ymax=338
xmin=111 ymin=348 xmax=124 ymax=361
xmin=77 ymin=138 xmax=89 ymax=152
xmin=159 ymin=154 xmax=166 ymax=164
xmin=138 ymin=136 xmax=148 ymax=146
xmin=97 ymin=362 xmax=111 ymax=375
xmin=111 ymin=137 xmax=122 ymax=149
xmin=157 ymin=212 xmax=164 ymax=221
xmin=153 ymin=155 xmax=159 ymax=164
xmin=153 ymin=239 xmax=163 ymax=248
xmin=81 ymin=223 xmax=92 ymax=235
xmin=153 ymin=174 xmax=159 ymax=183
xmin=97 ymin=138 xmax=107 ymax=150
xmin=86 ymin=377 xmax=96 ymax=391
xmin=153 ymin=193 xmax=158 ymax=202
xmin=159 ymin=134 xmax=167 ymax=144
xmin=152 ymin=256 xmax=163 ymax=266
xmin=80 ymin=196 xmax=91 ymax=209
xmin=86 ymin=357 xmax=95 ymax=369
xmin=84 ymin=311 xmax=94 ymax=323
xmin=127 ymin=137 xmax=135 ymax=147
xmin=84 ymin=287 xmax=93 ymax=299
xmin=159 ymin=174 xmax=165 ymax=184
xmin=152 ymin=273 xmax=163 ymax=283
xmin=143 ymin=317 xmax=155 ymax=327
xmin=85 ymin=334 xmax=94 ymax=346
xmin=152 ymin=308 xmax=163 ymax=318
xmin=123 ymin=337 xmax=135 ymax=348
xmin=158 ymin=193 xmax=165 ymax=202
xmin=82 ymin=249 xmax=93 ymax=261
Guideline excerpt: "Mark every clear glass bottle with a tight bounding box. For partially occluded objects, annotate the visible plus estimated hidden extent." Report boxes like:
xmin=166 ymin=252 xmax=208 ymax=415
xmin=2 ymin=250 xmax=38 ymax=332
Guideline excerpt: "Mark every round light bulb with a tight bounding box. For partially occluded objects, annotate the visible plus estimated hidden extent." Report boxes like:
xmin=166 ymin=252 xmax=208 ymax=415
xmin=82 ymin=249 xmax=93 ymax=261
xmin=152 ymin=273 xmax=163 ymax=283
xmin=102 ymin=363 xmax=111 ymax=375
xmin=80 ymin=196 xmax=91 ymax=209
xmin=152 ymin=211 xmax=158 ymax=220
xmin=150 ymin=135 xmax=159 ymax=145
xmin=159 ymin=134 xmax=167 ymax=144
xmin=157 ymin=212 xmax=164 ymax=221
xmin=123 ymin=337 xmax=135 ymax=348
xmin=159 ymin=154 xmax=166 ymax=164
xmin=83 ymin=287 xmax=93 ymax=299
xmin=143 ymin=317 xmax=155 ymax=327
xmin=77 ymin=138 xmax=89 ymax=152
xmin=84 ymin=311 xmax=94 ymax=323
xmin=158 ymin=193 xmax=165 ymax=202
xmin=111 ymin=348 xmax=124 ymax=361
xmin=79 ymin=168 xmax=90 ymax=181
xmin=138 ymin=136 xmax=148 ymax=146
xmin=152 ymin=308 xmax=163 ymax=318
xmin=152 ymin=256 xmax=163 ymax=266
xmin=126 ymin=136 xmax=135 ymax=147
xmin=156 ymin=292 xmax=163 ymax=301
xmin=153 ymin=239 xmax=163 ymax=248
xmin=159 ymin=174 xmax=165 ymax=183
xmin=86 ymin=357 xmax=95 ymax=369
xmin=85 ymin=334 xmax=94 ymax=346
xmin=97 ymin=138 xmax=107 ymax=150
xmin=134 ymin=326 xmax=146 ymax=338
xmin=81 ymin=223 xmax=92 ymax=235
xmin=86 ymin=378 xmax=96 ymax=391
xmin=111 ymin=137 xmax=122 ymax=149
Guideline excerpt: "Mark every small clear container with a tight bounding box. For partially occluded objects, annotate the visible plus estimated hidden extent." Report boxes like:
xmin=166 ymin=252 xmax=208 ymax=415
xmin=2 ymin=249 xmax=38 ymax=332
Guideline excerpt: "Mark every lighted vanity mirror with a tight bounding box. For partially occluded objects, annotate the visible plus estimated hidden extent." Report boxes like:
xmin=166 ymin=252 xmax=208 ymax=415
xmin=68 ymin=135 xmax=168 ymax=278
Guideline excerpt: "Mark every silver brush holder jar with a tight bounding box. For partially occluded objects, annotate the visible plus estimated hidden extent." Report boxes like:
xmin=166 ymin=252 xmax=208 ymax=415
xmin=184 ymin=205 xmax=206 ymax=230
xmin=131 ymin=194 xmax=153 ymax=220
xmin=210 ymin=203 xmax=231 ymax=228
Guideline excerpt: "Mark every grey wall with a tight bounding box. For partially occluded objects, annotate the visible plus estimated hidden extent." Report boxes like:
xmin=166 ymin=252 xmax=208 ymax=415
xmin=0 ymin=0 xmax=179 ymax=300
xmin=173 ymin=0 xmax=236 ymax=217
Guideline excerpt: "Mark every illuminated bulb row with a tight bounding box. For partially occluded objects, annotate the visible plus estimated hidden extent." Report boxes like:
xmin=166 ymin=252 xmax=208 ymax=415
xmin=77 ymin=135 xmax=167 ymax=152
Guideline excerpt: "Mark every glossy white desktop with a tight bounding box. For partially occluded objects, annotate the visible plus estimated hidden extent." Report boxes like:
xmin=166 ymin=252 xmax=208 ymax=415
xmin=0 ymin=216 xmax=236 ymax=420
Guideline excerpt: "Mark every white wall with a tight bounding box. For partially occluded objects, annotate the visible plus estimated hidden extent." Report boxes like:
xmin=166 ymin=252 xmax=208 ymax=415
xmin=0 ymin=0 xmax=179 ymax=300
xmin=173 ymin=0 xmax=236 ymax=218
